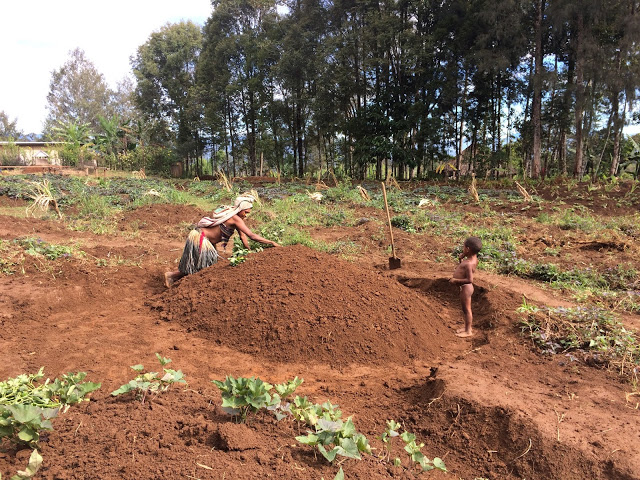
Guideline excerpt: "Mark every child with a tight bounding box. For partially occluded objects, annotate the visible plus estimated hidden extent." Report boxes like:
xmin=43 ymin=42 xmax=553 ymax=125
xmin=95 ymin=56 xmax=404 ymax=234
xmin=449 ymin=236 xmax=482 ymax=337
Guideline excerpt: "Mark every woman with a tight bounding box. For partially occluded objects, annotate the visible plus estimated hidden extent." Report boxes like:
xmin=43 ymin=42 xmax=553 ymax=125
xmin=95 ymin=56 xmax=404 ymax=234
xmin=164 ymin=195 xmax=279 ymax=287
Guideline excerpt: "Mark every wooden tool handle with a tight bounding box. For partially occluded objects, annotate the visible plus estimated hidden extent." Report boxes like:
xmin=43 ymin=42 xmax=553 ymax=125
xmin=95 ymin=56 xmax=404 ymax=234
xmin=381 ymin=182 xmax=396 ymax=258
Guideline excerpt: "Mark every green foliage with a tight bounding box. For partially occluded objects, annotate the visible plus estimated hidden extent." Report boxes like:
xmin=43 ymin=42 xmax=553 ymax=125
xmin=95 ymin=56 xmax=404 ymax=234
xmin=0 ymin=368 xmax=100 ymax=447
xmin=14 ymin=237 xmax=79 ymax=261
xmin=257 ymin=221 xmax=314 ymax=247
xmin=296 ymin=417 xmax=371 ymax=463
xmin=0 ymin=141 xmax=21 ymax=166
xmin=75 ymin=194 xmax=115 ymax=219
xmin=289 ymin=397 xmax=342 ymax=426
xmin=316 ymin=240 xmax=361 ymax=259
xmin=377 ymin=420 xmax=447 ymax=473
xmin=390 ymin=214 xmax=416 ymax=233
xmin=518 ymin=302 xmax=639 ymax=375
xmin=111 ymin=353 xmax=186 ymax=402
xmin=0 ymin=405 xmax=58 ymax=447
xmin=213 ymin=376 xmax=274 ymax=420
xmin=212 ymin=376 xmax=303 ymax=422
xmin=228 ymin=242 xmax=263 ymax=266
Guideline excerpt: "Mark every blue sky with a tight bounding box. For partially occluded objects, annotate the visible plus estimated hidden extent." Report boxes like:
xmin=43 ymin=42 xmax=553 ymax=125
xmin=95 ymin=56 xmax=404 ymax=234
xmin=1 ymin=0 xmax=213 ymax=134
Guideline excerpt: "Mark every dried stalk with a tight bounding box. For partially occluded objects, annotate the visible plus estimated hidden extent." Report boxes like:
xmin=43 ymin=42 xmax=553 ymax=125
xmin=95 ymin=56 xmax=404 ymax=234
xmin=515 ymin=181 xmax=533 ymax=202
xmin=26 ymin=179 xmax=63 ymax=219
xmin=469 ymin=174 xmax=479 ymax=203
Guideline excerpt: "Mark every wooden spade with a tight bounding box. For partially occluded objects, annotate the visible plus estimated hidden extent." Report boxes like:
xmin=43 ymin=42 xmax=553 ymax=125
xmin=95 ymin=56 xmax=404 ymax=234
xmin=381 ymin=182 xmax=401 ymax=269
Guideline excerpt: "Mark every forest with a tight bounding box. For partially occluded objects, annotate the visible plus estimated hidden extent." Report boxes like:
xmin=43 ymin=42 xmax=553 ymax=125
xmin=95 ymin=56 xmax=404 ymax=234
xmin=3 ymin=0 xmax=640 ymax=180
xmin=130 ymin=0 xmax=640 ymax=180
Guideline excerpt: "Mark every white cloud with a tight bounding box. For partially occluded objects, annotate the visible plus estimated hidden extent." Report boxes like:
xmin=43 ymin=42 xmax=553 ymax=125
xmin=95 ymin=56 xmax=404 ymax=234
xmin=0 ymin=0 xmax=212 ymax=134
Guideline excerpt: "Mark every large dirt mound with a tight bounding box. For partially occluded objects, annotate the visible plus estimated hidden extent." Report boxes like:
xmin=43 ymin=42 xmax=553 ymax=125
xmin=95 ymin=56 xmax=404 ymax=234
xmin=153 ymin=244 xmax=452 ymax=366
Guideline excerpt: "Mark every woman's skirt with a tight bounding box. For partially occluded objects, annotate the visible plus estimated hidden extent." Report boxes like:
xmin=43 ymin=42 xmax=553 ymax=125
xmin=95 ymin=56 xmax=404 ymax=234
xmin=178 ymin=229 xmax=219 ymax=275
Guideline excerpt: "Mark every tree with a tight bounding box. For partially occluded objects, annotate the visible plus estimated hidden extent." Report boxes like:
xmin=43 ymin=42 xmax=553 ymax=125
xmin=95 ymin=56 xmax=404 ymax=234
xmin=44 ymin=48 xmax=112 ymax=135
xmin=49 ymin=120 xmax=93 ymax=167
xmin=0 ymin=110 xmax=23 ymax=140
xmin=132 ymin=21 xmax=204 ymax=175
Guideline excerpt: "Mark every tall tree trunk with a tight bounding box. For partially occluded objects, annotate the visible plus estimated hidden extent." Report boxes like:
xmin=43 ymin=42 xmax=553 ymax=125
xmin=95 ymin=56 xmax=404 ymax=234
xmin=532 ymin=0 xmax=543 ymax=178
xmin=227 ymin=97 xmax=236 ymax=178
xmin=248 ymin=89 xmax=257 ymax=176
xmin=455 ymin=71 xmax=467 ymax=180
xmin=573 ymin=11 xmax=585 ymax=178
xmin=296 ymin=101 xmax=304 ymax=177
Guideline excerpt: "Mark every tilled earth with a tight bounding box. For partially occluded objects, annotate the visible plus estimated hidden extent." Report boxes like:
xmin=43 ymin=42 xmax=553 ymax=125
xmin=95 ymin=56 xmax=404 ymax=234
xmin=0 ymin=192 xmax=639 ymax=480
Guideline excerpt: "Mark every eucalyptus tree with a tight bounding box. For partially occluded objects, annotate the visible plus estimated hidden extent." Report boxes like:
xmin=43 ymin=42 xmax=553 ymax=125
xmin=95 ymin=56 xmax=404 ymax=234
xmin=44 ymin=48 xmax=112 ymax=136
xmin=199 ymin=0 xmax=280 ymax=176
xmin=131 ymin=21 xmax=204 ymax=175
xmin=272 ymin=0 xmax=328 ymax=177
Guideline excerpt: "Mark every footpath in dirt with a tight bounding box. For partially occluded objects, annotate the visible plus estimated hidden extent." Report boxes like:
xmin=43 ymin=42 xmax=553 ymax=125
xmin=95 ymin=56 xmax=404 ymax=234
xmin=0 ymin=204 xmax=639 ymax=480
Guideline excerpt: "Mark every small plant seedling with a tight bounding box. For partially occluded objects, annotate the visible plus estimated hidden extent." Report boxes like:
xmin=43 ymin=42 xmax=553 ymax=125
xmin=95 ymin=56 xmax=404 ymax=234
xmin=296 ymin=416 xmax=371 ymax=463
xmin=375 ymin=420 xmax=447 ymax=472
xmin=212 ymin=376 xmax=303 ymax=422
xmin=400 ymin=431 xmax=447 ymax=472
xmin=289 ymin=397 xmax=342 ymax=426
xmin=111 ymin=353 xmax=186 ymax=402
xmin=378 ymin=419 xmax=401 ymax=463
xmin=212 ymin=376 xmax=274 ymax=420
xmin=228 ymin=242 xmax=264 ymax=266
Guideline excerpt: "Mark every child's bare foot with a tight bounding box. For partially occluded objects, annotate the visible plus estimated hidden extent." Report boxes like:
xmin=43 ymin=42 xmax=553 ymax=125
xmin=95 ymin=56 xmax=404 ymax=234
xmin=164 ymin=272 xmax=174 ymax=288
xmin=455 ymin=329 xmax=473 ymax=338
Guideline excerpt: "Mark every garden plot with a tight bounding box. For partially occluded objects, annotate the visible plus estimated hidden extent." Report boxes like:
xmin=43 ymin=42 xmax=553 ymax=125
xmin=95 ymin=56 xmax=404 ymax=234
xmin=0 ymin=177 xmax=639 ymax=480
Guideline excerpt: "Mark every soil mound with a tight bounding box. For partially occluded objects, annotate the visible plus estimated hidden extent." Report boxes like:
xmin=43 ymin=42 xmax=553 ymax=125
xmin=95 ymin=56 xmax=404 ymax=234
xmin=153 ymin=244 xmax=452 ymax=366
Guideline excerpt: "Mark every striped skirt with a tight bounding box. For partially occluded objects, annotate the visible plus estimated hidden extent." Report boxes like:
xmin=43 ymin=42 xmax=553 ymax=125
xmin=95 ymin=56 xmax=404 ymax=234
xmin=178 ymin=229 xmax=219 ymax=275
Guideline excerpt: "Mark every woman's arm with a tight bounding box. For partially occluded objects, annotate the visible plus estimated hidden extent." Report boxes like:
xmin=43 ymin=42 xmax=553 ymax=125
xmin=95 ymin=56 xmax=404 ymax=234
xmin=238 ymin=230 xmax=251 ymax=249
xmin=231 ymin=216 xmax=280 ymax=247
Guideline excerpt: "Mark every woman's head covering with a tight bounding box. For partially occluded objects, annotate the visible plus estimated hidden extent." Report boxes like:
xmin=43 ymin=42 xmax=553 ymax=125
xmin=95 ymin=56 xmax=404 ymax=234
xmin=197 ymin=194 xmax=256 ymax=228
xmin=233 ymin=194 xmax=255 ymax=212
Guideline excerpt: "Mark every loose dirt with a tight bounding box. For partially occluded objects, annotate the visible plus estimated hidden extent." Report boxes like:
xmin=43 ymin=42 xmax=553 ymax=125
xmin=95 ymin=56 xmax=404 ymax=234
xmin=0 ymin=194 xmax=638 ymax=480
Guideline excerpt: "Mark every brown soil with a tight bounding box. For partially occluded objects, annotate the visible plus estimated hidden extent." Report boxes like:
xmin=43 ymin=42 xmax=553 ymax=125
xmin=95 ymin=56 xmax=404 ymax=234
xmin=1 ymin=188 xmax=639 ymax=480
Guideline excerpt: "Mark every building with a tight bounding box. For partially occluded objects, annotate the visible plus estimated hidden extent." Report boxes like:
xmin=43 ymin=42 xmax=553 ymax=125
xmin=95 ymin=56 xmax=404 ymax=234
xmin=0 ymin=141 xmax=66 ymax=166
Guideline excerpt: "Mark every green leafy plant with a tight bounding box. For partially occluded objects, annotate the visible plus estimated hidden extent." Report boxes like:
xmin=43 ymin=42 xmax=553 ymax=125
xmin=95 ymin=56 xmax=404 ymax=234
xmin=377 ymin=420 xmax=447 ymax=473
xmin=390 ymin=214 xmax=416 ymax=233
xmin=400 ymin=431 xmax=447 ymax=472
xmin=378 ymin=419 xmax=401 ymax=463
xmin=228 ymin=243 xmax=263 ymax=266
xmin=0 ymin=405 xmax=58 ymax=447
xmin=0 ymin=369 xmax=100 ymax=447
xmin=289 ymin=397 xmax=342 ymax=426
xmin=111 ymin=353 xmax=186 ymax=402
xmin=296 ymin=416 xmax=371 ymax=463
xmin=212 ymin=376 xmax=303 ymax=421
xmin=213 ymin=376 xmax=274 ymax=420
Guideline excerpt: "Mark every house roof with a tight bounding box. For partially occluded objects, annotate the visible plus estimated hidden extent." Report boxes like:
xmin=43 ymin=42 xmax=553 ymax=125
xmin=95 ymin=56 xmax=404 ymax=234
xmin=0 ymin=141 xmax=67 ymax=147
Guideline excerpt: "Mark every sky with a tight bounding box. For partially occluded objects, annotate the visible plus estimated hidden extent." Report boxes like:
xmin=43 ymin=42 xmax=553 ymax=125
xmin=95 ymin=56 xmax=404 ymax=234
xmin=1 ymin=0 xmax=213 ymax=135
xmin=3 ymin=2 xmax=638 ymax=138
